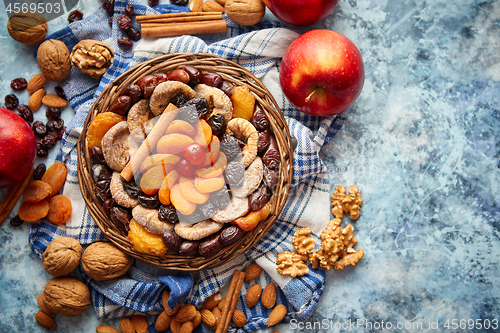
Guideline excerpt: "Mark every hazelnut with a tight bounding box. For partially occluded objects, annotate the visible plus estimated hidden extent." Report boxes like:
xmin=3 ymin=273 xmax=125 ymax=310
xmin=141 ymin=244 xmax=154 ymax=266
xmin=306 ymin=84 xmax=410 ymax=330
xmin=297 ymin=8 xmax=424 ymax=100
xmin=7 ymin=12 xmax=48 ymax=45
xmin=37 ymin=39 xmax=71 ymax=82
xmin=70 ymin=40 xmax=114 ymax=79
xmin=225 ymin=0 xmax=266 ymax=26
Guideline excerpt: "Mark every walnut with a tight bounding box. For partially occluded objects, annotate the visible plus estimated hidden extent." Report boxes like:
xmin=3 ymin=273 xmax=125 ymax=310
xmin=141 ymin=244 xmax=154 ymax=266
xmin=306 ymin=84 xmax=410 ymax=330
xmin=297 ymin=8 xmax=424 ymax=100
xmin=291 ymin=228 xmax=315 ymax=255
xmin=42 ymin=237 xmax=83 ymax=277
xmin=70 ymin=40 xmax=114 ymax=79
xmin=225 ymin=0 xmax=266 ymax=26
xmin=333 ymin=249 xmax=364 ymax=270
xmin=43 ymin=276 xmax=91 ymax=316
xmin=81 ymin=242 xmax=133 ymax=281
xmin=37 ymin=39 xmax=71 ymax=82
xmin=276 ymin=251 xmax=309 ymax=277
xmin=330 ymin=186 xmax=346 ymax=219
xmin=7 ymin=12 xmax=48 ymax=45
xmin=331 ymin=185 xmax=363 ymax=220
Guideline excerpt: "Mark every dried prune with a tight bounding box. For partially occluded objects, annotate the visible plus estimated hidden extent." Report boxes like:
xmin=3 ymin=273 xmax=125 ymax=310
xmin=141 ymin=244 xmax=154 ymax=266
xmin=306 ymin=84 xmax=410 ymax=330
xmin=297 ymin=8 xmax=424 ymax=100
xmin=95 ymin=180 xmax=112 ymax=201
xmin=10 ymin=78 xmax=27 ymax=91
xmin=220 ymin=225 xmax=246 ymax=246
xmin=54 ymin=86 xmax=67 ymax=100
xmin=33 ymin=163 xmax=47 ymax=180
xmin=17 ymin=105 xmax=33 ymax=123
xmin=125 ymin=4 xmax=134 ymax=16
xmin=117 ymin=37 xmax=133 ymax=47
xmin=102 ymin=198 xmax=115 ymax=216
xmin=171 ymin=93 xmax=189 ymax=107
xmin=40 ymin=135 xmax=57 ymax=150
xmin=248 ymin=184 xmax=271 ymax=211
xmin=225 ymin=161 xmax=245 ymax=188
xmin=158 ymin=204 xmax=179 ymax=223
xmin=208 ymin=187 xmax=230 ymax=210
xmin=263 ymin=164 xmax=278 ymax=191
xmin=137 ymin=75 xmax=157 ymax=98
xmin=127 ymin=27 xmax=142 ymax=41
xmin=207 ymin=114 xmax=227 ymax=137
xmin=178 ymin=65 xmax=200 ymax=86
xmin=32 ymin=121 xmax=47 ymax=138
xmin=91 ymin=164 xmax=112 ymax=183
xmin=262 ymin=134 xmax=280 ymax=170
xmin=178 ymin=240 xmax=200 ymax=256
xmin=89 ymin=146 xmax=105 ymax=165
xmin=121 ymin=84 xmax=141 ymax=104
xmin=257 ymin=130 xmax=271 ymax=154
xmin=220 ymin=133 xmax=243 ymax=162
xmin=5 ymin=94 xmax=18 ymax=110
xmin=181 ymin=97 xmax=209 ymax=120
xmin=162 ymin=230 xmax=182 ymax=252
xmin=176 ymin=104 xmax=199 ymax=125
xmin=68 ymin=10 xmax=83 ymax=23
xmin=199 ymin=201 xmax=218 ymax=219
xmin=110 ymin=206 xmax=131 ymax=232
xmin=199 ymin=232 xmax=223 ymax=257
xmin=122 ymin=178 xmax=141 ymax=199
xmin=46 ymin=107 xmax=61 ymax=120
xmin=117 ymin=14 xmax=131 ymax=31
xmin=178 ymin=208 xmax=205 ymax=224
xmin=200 ymin=71 xmax=222 ymax=87
xmin=9 ymin=215 xmax=24 ymax=227
xmin=251 ymin=104 xmax=269 ymax=131
xmin=138 ymin=192 xmax=160 ymax=209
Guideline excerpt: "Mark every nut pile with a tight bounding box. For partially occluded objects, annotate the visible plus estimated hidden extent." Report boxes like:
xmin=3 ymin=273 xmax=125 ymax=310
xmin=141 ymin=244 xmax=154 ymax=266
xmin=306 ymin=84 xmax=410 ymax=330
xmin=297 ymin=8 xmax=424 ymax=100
xmin=86 ymin=65 xmax=280 ymax=258
xmin=187 ymin=0 xmax=266 ymax=26
xmin=276 ymin=186 xmax=365 ymax=276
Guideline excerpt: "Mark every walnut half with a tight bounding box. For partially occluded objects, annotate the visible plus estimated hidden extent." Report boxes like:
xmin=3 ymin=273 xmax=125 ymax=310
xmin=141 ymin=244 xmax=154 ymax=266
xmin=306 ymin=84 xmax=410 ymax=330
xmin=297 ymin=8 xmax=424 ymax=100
xmin=276 ymin=251 xmax=309 ymax=278
xmin=70 ymin=40 xmax=114 ymax=79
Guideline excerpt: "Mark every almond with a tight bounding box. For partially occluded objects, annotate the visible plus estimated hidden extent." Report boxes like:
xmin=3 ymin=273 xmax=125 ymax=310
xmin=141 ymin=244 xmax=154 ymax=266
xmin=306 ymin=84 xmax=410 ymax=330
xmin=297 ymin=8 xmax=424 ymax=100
xmin=267 ymin=304 xmax=287 ymax=327
xmin=212 ymin=307 xmax=221 ymax=327
xmin=155 ymin=311 xmax=171 ymax=332
xmin=175 ymin=304 xmax=196 ymax=323
xmin=202 ymin=0 xmax=225 ymax=12
xmin=244 ymin=262 xmax=262 ymax=282
xmin=162 ymin=291 xmax=180 ymax=315
xmin=131 ymin=314 xmax=149 ymax=333
xmin=179 ymin=321 xmax=194 ymax=333
xmin=217 ymin=297 xmax=227 ymax=310
xmin=200 ymin=308 xmax=216 ymax=328
xmin=170 ymin=318 xmax=182 ymax=333
xmin=28 ymin=88 xmax=45 ymax=111
xmin=246 ymin=284 xmax=262 ymax=307
xmin=232 ymin=308 xmax=247 ymax=328
xmin=27 ymin=73 xmax=46 ymax=94
xmin=96 ymin=325 xmax=120 ymax=333
xmin=35 ymin=310 xmax=57 ymax=329
xmin=192 ymin=310 xmax=201 ymax=328
xmin=261 ymin=282 xmax=277 ymax=308
xmin=42 ymin=94 xmax=68 ymax=107
xmin=189 ymin=0 xmax=203 ymax=12
xmin=202 ymin=291 xmax=221 ymax=310
xmin=215 ymin=0 xmax=226 ymax=5
xmin=118 ymin=317 xmax=135 ymax=333
xmin=37 ymin=293 xmax=55 ymax=317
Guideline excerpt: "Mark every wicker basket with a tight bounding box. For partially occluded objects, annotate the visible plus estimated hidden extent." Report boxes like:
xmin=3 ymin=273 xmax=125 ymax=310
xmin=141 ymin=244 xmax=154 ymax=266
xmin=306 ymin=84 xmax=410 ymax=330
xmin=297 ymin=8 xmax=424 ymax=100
xmin=77 ymin=53 xmax=293 ymax=271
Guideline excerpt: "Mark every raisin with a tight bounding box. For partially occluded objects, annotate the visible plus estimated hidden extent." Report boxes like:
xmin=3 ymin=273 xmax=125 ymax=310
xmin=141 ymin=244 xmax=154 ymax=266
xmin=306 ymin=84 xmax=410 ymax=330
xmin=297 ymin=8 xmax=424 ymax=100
xmin=117 ymin=14 xmax=132 ymax=31
xmin=127 ymin=27 xmax=141 ymax=41
xmin=125 ymin=4 xmax=134 ymax=16
xmin=200 ymin=71 xmax=222 ymax=87
xmin=138 ymin=192 xmax=161 ymax=209
xmin=68 ymin=10 xmax=83 ymax=23
xmin=225 ymin=161 xmax=245 ymax=188
xmin=46 ymin=107 xmax=61 ymax=120
xmin=5 ymin=94 xmax=18 ymax=110
xmin=110 ymin=206 xmax=131 ymax=232
xmin=220 ymin=133 xmax=243 ymax=162
xmin=117 ymin=37 xmax=133 ymax=47
xmin=95 ymin=179 xmax=112 ymax=201
xmin=122 ymin=178 xmax=141 ymax=199
xmin=199 ymin=232 xmax=223 ymax=257
xmin=46 ymin=120 xmax=57 ymax=133
xmin=52 ymin=118 xmax=65 ymax=131
xmin=220 ymin=225 xmax=246 ymax=246
xmin=17 ymin=105 xmax=33 ymax=123
xmin=162 ymin=230 xmax=182 ymax=252
xmin=158 ymin=204 xmax=179 ymax=223
xmin=37 ymin=145 xmax=49 ymax=158
xmin=102 ymin=0 xmax=114 ymax=16
xmin=178 ymin=208 xmax=206 ymax=225
xmin=148 ymin=0 xmax=159 ymax=6
xmin=54 ymin=86 xmax=67 ymax=100
xmin=121 ymin=84 xmax=142 ymax=104
xmin=207 ymin=114 xmax=227 ymax=137
xmin=248 ymin=184 xmax=271 ymax=211
xmin=102 ymin=198 xmax=115 ymax=216
xmin=176 ymin=104 xmax=199 ymax=125
xmin=40 ymin=135 xmax=57 ymax=150
xmin=55 ymin=127 xmax=66 ymax=141
xmin=9 ymin=215 xmax=24 ymax=227
xmin=91 ymin=164 xmax=112 ymax=183
xmin=178 ymin=65 xmax=201 ymax=86
xmin=178 ymin=240 xmax=200 ymax=256
xmin=170 ymin=0 xmax=188 ymax=5
xmin=108 ymin=17 xmax=113 ymax=27
xmin=251 ymin=104 xmax=269 ymax=131
xmin=33 ymin=163 xmax=47 ymax=180
xmin=10 ymin=78 xmax=27 ymax=91
xmin=32 ymin=121 xmax=47 ymax=138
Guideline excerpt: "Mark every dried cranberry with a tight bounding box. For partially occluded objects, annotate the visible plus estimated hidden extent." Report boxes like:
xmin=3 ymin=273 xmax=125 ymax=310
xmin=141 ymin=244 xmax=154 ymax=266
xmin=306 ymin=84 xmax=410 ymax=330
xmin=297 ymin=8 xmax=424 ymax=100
xmin=33 ymin=163 xmax=47 ymax=180
xmin=9 ymin=215 xmax=24 ymax=227
xmin=125 ymin=4 xmax=134 ymax=16
xmin=5 ymin=94 xmax=18 ymax=110
xmin=17 ymin=105 xmax=33 ymax=123
xmin=117 ymin=37 xmax=133 ymax=47
xmin=46 ymin=107 xmax=61 ymax=120
xmin=32 ymin=121 xmax=47 ymax=138
xmin=117 ymin=14 xmax=132 ymax=31
xmin=127 ymin=27 xmax=141 ymax=41
xmin=68 ymin=10 xmax=83 ymax=23
xmin=170 ymin=0 xmax=189 ymax=5
xmin=102 ymin=0 xmax=114 ymax=16
xmin=54 ymin=86 xmax=67 ymax=100
xmin=40 ymin=135 xmax=57 ymax=150
xmin=10 ymin=78 xmax=27 ymax=91
xmin=148 ymin=0 xmax=159 ymax=6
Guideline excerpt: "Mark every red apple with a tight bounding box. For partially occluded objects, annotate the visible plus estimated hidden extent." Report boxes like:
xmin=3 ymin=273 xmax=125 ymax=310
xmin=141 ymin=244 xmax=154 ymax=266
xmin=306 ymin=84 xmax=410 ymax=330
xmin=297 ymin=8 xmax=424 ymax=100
xmin=279 ymin=29 xmax=365 ymax=117
xmin=0 ymin=107 xmax=37 ymax=188
xmin=263 ymin=0 xmax=339 ymax=26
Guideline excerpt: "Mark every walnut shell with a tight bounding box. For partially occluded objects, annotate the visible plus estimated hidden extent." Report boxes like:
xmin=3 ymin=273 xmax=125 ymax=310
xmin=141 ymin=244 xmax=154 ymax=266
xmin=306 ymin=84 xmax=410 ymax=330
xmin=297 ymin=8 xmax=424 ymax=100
xmin=37 ymin=39 xmax=71 ymax=82
xmin=81 ymin=242 xmax=133 ymax=281
xmin=7 ymin=12 xmax=48 ymax=45
xmin=43 ymin=276 xmax=91 ymax=317
xmin=225 ymin=0 xmax=265 ymax=26
xmin=70 ymin=40 xmax=114 ymax=79
xmin=42 ymin=237 xmax=83 ymax=277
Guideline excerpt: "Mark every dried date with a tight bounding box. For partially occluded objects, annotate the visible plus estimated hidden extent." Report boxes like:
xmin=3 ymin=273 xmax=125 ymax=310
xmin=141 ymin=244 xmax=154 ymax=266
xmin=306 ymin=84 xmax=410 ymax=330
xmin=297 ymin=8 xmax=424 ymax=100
xmin=220 ymin=225 xmax=246 ymax=246
xmin=153 ymin=73 xmax=168 ymax=84
xmin=248 ymin=183 xmax=271 ymax=211
xmin=89 ymin=146 xmax=105 ymax=165
xmin=166 ymin=69 xmax=190 ymax=84
xmin=95 ymin=179 xmax=112 ymax=201
xmin=199 ymin=232 xmax=223 ymax=257
xmin=219 ymin=81 xmax=233 ymax=97
xmin=262 ymin=134 xmax=279 ymax=170
xmin=257 ymin=130 xmax=271 ymax=154
xmin=200 ymin=71 xmax=222 ymax=87
xmin=102 ymin=198 xmax=115 ymax=216
xmin=251 ymin=104 xmax=269 ymax=131
xmin=178 ymin=65 xmax=200 ymax=86
xmin=109 ymin=95 xmax=131 ymax=116
xmin=263 ymin=164 xmax=278 ymax=191
xmin=179 ymin=240 xmax=200 ymax=256
xmin=162 ymin=230 xmax=182 ymax=252
xmin=120 ymin=84 xmax=142 ymax=104
xmin=137 ymin=75 xmax=157 ymax=98
xmin=110 ymin=206 xmax=131 ymax=232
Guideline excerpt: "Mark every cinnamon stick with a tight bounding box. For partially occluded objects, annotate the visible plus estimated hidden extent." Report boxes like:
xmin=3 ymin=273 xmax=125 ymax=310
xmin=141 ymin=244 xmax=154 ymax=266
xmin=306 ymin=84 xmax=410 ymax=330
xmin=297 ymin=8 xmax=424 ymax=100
xmin=216 ymin=270 xmax=245 ymax=333
xmin=0 ymin=167 xmax=35 ymax=227
xmin=137 ymin=13 xmax=222 ymax=24
xmin=120 ymin=104 xmax=179 ymax=181
xmin=141 ymin=20 xmax=227 ymax=38
xmin=136 ymin=11 xmax=221 ymax=22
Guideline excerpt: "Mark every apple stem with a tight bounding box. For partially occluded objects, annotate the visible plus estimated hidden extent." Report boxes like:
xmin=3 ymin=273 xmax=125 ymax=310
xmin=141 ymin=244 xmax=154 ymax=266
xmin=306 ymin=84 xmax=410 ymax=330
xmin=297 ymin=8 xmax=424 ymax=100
xmin=305 ymin=88 xmax=317 ymax=103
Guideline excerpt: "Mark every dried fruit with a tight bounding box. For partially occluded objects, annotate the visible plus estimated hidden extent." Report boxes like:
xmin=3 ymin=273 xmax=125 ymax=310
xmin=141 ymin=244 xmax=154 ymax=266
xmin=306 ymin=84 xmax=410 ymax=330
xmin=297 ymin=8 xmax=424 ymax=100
xmin=227 ymin=117 xmax=258 ymax=167
xmin=4 ymin=93 xmax=18 ymax=110
xmin=46 ymin=106 xmax=62 ymax=120
xmin=9 ymin=215 xmax=24 ymax=227
xmin=167 ymin=68 xmax=191 ymax=84
xmin=179 ymin=176 xmax=210 ymax=204
xmin=23 ymin=180 xmax=52 ymax=203
xmin=18 ymin=199 xmax=49 ymax=222
xmin=233 ymin=202 xmax=270 ymax=231
xmin=248 ymin=183 xmax=271 ymax=211
xmin=199 ymin=232 xmax=223 ymax=257
xmin=194 ymin=84 xmax=233 ymax=121
xmin=262 ymin=134 xmax=280 ymax=170
xmin=220 ymin=225 xmax=246 ymax=246
xmin=133 ymin=204 xmax=173 ymax=235
xmin=125 ymin=4 xmax=135 ymax=16
xmin=7 ymin=12 xmax=48 ymax=45
xmin=10 ymin=77 xmax=27 ymax=91
xmin=101 ymin=121 xmax=131 ymax=172
xmin=231 ymin=86 xmax=255 ymax=120
xmin=211 ymin=195 xmax=249 ymax=223
xmin=157 ymin=133 xmax=195 ymax=155
xmin=118 ymin=37 xmax=133 ymax=47
xmin=140 ymin=165 xmax=170 ymax=195
xmin=37 ymin=39 xmax=71 ymax=82
xmin=117 ymin=14 xmax=132 ymax=31
xmin=162 ymin=229 xmax=182 ymax=252
xmin=178 ymin=240 xmax=200 ymax=256
xmin=41 ymin=162 xmax=67 ymax=197
xmin=42 ymin=237 xmax=82 ymax=277
xmin=43 ymin=276 xmax=91 ymax=316
xmin=150 ymin=81 xmax=196 ymax=117
xmin=86 ymin=112 xmax=126 ymax=148
xmin=46 ymin=195 xmax=72 ymax=224
xmin=267 ymin=304 xmax=287 ymax=327
xmin=128 ymin=219 xmax=169 ymax=255
xmin=68 ymin=10 xmax=84 ymax=23
xmin=137 ymin=192 xmax=161 ymax=209
xmin=206 ymin=113 xmax=227 ymax=137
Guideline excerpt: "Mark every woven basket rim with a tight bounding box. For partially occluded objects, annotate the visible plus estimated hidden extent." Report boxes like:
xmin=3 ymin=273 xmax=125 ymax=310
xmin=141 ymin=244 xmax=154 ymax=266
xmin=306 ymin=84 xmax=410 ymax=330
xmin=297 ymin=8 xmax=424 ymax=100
xmin=76 ymin=52 xmax=293 ymax=271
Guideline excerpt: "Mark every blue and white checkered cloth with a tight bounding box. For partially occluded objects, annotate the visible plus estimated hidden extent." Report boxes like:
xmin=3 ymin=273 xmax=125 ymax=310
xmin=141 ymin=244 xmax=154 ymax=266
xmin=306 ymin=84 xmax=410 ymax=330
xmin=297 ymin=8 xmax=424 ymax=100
xmin=28 ymin=1 xmax=349 ymax=331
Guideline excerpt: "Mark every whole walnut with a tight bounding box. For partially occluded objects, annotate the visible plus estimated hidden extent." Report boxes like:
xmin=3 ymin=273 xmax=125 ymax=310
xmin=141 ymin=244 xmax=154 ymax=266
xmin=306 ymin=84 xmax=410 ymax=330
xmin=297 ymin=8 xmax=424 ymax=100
xmin=42 ymin=237 xmax=83 ymax=277
xmin=81 ymin=242 xmax=133 ymax=281
xmin=37 ymin=39 xmax=71 ymax=82
xmin=43 ymin=276 xmax=91 ymax=317
xmin=7 ymin=12 xmax=48 ymax=45
xmin=70 ymin=40 xmax=114 ymax=79
xmin=225 ymin=0 xmax=266 ymax=26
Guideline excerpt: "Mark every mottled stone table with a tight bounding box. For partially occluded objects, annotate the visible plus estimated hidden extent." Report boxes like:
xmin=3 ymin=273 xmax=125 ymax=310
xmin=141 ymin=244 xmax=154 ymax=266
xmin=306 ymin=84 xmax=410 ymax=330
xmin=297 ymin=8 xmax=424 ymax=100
xmin=1 ymin=0 xmax=499 ymax=332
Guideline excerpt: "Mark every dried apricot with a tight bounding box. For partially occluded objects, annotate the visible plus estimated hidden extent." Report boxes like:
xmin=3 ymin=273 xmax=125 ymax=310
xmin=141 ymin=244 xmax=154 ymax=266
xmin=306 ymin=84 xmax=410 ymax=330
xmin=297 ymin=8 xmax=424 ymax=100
xmin=201 ymin=135 xmax=220 ymax=166
xmin=193 ymin=175 xmax=225 ymax=194
xmin=139 ymin=154 xmax=180 ymax=173
xmin=199 ymin=119 xmax=213 ymax=145
xmin=165 ymin=119 xmax=196 ymax=137
xmin=86 ymin=112 xmax=126 ymax=148
xmin=46 ymin=195 xmax=72 ymax=224
xmin=156 ymin=133 xmax=194 ymax=155
xmin=170 ymin=183 xmax=197 ymax=215
xmin=233 ymin=202 xmax=271 ymax=231
xmin=140 ymin=165 xmax=170 ymax=195
xmin=23 ymin=180 xmax=52 ymax=203
xmin=128 ymin=219 xmax=168 ymax=255
xmin=18 ymin=199 xmax=49 ymax=222
xmin=231 ymin=86 xmax=255 ymax=121
xmin=179 ymin=176 xmax=210 ymax=204
xmin=158 ymin=170 xmax=179 ymax=205
xmin=41 ymin=162 xmax=67 ymax=198
xmin=195 ymin=152 xmax=227 ymax=178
